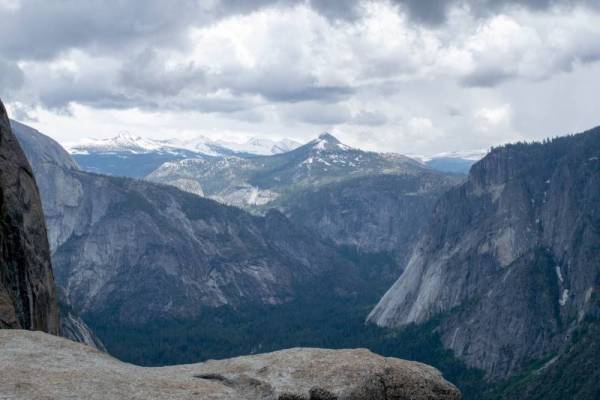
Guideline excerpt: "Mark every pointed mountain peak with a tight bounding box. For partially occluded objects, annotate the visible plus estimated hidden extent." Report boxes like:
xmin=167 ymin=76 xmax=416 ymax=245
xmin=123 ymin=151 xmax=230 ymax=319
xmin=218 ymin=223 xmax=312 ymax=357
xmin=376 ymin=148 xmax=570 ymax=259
xmin=311 ymin=132 xmax=351 ymax=151
xmin=317 ymin=132 xmax=340 ymax=143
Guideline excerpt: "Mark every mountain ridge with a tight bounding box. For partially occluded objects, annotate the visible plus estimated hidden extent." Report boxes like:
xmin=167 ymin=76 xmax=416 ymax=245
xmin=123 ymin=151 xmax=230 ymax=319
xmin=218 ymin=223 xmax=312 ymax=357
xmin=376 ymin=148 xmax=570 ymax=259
xmin=67 ymin=131 xmax=301 ymax=156
xmin=368 ymin=129 xmax=600 ymax=382
xmin=147 ymin=132 xmax=426 ymax=211
xmin=12 ymin=119 xmax=376 ymax=361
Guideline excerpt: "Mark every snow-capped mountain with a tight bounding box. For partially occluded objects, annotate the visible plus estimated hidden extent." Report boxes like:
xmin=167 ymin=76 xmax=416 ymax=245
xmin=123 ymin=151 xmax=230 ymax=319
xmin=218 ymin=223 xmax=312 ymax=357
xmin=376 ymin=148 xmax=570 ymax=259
xmin=67 ymin=133 xmax=179 ymax=155
xmin=67 ymin=133 xmax=301 ymax=156
xmin=152 ymin=135 xmax=221 ymax=156
xmin=213 ymin=137 xmax=301 ymax=156
xmin=65 ymin=133 xmax=301 ymax=178
xmin=147 ymin=132 xmax=425 ymax=211
xmin=308 ymin=132 xmax=351 ymax=151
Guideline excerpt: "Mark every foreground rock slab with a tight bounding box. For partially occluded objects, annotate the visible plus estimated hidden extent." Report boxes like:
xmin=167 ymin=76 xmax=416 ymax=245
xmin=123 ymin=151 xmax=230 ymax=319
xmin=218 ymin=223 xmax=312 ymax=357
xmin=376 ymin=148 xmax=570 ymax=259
xmin=0 ymin=330 xmax=460 ymax=400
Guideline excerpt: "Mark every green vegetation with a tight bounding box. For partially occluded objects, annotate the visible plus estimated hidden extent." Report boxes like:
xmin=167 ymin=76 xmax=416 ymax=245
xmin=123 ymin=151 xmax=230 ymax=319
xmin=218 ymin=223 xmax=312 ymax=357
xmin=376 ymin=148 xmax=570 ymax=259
xmin=486 ymin=319 xmax=600 ymax=400
xmin=88 ymin=284 xmax=488 ymax=399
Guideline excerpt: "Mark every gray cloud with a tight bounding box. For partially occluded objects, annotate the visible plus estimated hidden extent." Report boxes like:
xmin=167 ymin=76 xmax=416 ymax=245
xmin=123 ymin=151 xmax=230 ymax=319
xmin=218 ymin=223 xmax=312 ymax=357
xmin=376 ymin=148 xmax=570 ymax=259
xmin=1 ymin=0 xmax=600 ymax=149
xmin=244 ymin=82 xmax=354 ymax=103
xmin=0 ymin=59 xmax=24 ymax=96
xmin=0 ymin=0 xmax=204 ymax=60
xmin=1 ymin=0 xmax=598 ymax=64
xmin=446 ymin=107 xmax=462 ymax=117
xmin=309 ymin=0 xmax=363 ymax=21
xmin=391 ymin=0 xmax=450 ymax=26
xmin=403 ymin=0 xmax=600 ymax=26
xmin=212 ymin=62 xmax=355 ymax=103
xmin=352 ymin=110 xmax=388 ymax=126
xmin=119 ymin=48 xmax=206 ymax=97
xmin=287 ymin=102 xmax=352 ymax=125
xmin=313 ymin=0 xmax=600 ymax=26
xmin=461 ymin=68 xmax=514 ymax=88
xmin=39 ymin=85 xmax=131 ymax=111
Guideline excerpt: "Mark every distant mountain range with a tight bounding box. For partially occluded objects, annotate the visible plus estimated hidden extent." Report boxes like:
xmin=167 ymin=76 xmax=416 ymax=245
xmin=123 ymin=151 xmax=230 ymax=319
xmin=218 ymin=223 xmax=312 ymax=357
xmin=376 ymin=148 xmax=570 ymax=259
xmin=66 ymin=133 xmax=301 ymax=178
xmin=68 ymin=132 xmax=302 ymax=157
xmin=147 ymin=132 xmax=426 ymax=211
xmin=64 ymin=130 xmax=484 ymax=178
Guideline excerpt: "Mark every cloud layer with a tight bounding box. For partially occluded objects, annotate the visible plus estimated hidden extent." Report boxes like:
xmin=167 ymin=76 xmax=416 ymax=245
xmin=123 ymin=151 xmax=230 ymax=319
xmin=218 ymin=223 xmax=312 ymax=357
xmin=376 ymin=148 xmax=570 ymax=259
xmin=1 ymin=0 xmax=600 ymax=154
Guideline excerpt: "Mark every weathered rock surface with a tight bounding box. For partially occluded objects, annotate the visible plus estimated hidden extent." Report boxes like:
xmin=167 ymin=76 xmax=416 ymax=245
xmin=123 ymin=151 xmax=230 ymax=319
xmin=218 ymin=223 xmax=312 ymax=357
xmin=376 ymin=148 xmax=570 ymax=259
xmin=9 ymin=121 xmax=105 ymax=349
xmin=0 ymin=330 xmax=461 ymax=400
xmin=11 ymin=120 xmax=83 ymax=252
xmin=369 ymin=129 xmax=600 ymax=380
xmin=0 ymin=100 xmax=58 ymax=333
xmin=12 ymin=121 xmax=363 ymax=325
xmin=57 ymin=286 xmax=106 ymax=351
xmin=285 ymin=173 xmax=461 ymax=280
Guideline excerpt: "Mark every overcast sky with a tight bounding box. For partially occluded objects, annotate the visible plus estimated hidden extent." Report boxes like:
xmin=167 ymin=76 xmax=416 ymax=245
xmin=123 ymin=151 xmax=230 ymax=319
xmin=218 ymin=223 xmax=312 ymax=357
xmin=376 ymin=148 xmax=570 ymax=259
xmin=1 ymin=0 xmax=600 ymax=155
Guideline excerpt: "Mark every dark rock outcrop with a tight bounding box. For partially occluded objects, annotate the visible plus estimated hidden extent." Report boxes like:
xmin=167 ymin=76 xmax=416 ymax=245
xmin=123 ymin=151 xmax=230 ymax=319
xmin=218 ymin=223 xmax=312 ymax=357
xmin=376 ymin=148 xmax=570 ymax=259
xmin=369 ymin=129 xmax=600 ymax=380
xmin=10 ymin=120 xmax=105 ymax=349
xmin=0 ymin=330 xmax=461 ymax=400
xmin=0 ymin=100 xmax=59 ymax=333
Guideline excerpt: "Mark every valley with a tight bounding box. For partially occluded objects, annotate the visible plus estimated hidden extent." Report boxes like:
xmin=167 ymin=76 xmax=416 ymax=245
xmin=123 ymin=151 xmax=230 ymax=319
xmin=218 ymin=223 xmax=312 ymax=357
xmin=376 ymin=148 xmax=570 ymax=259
xmin=3 ymin=2 xmax=600 ymax=399
xmin=2 ymin=101 xmax=600 ymax=400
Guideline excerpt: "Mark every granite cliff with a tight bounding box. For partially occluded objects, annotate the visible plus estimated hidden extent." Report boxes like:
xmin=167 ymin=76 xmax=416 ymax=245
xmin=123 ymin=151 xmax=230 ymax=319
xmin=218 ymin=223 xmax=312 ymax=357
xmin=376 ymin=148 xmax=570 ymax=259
xmin=369 ymin=129 xmax=600 ymax=383
xmin=0 ymin=100 xmax=58 ymax=333
xmin=12 ymin=120 xmax=366 ymax=359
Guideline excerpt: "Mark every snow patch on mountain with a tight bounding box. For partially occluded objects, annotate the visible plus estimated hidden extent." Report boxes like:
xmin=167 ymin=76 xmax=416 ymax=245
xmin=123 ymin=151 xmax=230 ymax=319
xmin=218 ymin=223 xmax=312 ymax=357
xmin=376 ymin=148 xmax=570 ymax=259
xmin=66 ymin=133 xmax=301 ymax=157
xmin=67 ymin=133 xmax=172 ymax=154
xmin=310 ymin=132 xmax=352 ymax=152
xmin=215 ymin=137 xmax=301 ymax=155
xmin=413 ymin=149 xmax=489 ymax=163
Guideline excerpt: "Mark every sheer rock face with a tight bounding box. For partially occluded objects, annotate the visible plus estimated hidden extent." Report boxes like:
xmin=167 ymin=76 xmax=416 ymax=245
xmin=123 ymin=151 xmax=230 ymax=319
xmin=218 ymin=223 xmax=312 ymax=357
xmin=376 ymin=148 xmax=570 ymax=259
xmin=10 ymin=120 xmax=82 ymax=253
xmin=57 ymin=287 xmax=106 ymax=351
xmin=284 ymin=173 xmax=461 ymax=282
xmin=369 ymin=129 xmax=600 ymax=380
xmin=9 ymin=120 xmax=104 ymax=349
xmin=0 ymin=330 xmax=461 ymax=400
xmin=0 ymin=100 xmax=59 ymax=333
xmin=12 ymin=120 xmax=362 ymax=326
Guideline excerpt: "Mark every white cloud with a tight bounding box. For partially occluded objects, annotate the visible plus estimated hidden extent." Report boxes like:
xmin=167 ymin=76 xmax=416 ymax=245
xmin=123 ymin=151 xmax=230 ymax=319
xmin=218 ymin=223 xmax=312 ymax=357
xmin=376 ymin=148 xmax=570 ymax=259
xmin=0 ymin=0 xmax=20 ymax=11
xmin=2 ymin=0 xmax=600 ymax=155
xmin=475 ymin=104 xmax=512 ymax=129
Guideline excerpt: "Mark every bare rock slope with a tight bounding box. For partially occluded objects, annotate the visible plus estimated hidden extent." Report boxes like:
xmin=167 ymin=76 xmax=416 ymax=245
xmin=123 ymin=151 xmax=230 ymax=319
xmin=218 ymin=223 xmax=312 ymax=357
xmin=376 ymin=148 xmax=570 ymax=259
xmin=0 ymin=330 xmax=460 ymax=400
xmin=11 ymin=121 xmax=363 ymax=328
xmin=9 ymin=119 xmax=104 ymax=350
xmin=369 ymin=129 xmax=600 ymax=380
xmin=0 ymin=100 xmax=58 ymax=333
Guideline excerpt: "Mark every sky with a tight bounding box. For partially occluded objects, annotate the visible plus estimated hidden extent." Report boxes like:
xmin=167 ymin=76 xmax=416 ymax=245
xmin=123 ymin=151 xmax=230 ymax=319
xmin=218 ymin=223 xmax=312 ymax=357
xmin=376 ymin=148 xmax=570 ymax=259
xmin=1 ymin=0 xmax=600 ymax=155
